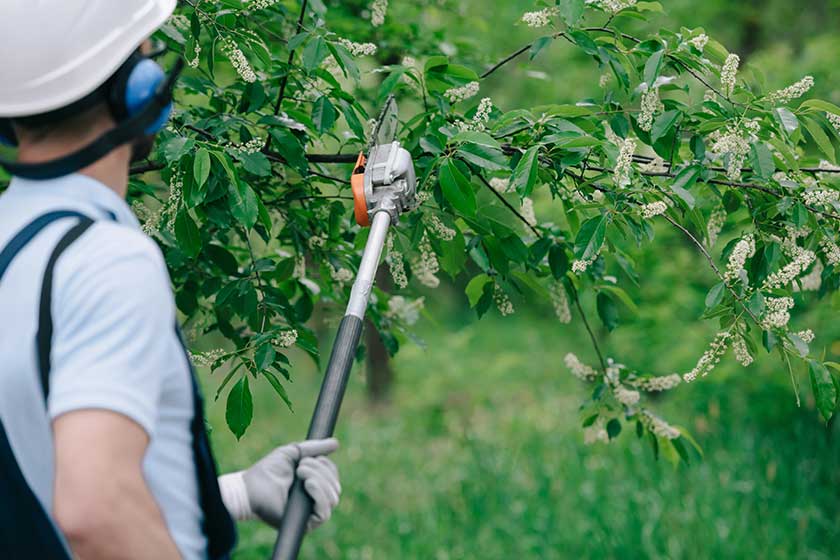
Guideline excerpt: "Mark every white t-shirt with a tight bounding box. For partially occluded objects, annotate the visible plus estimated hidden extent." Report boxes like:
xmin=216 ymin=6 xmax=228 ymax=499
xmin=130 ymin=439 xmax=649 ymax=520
xmin=0 ymin=174 xmax=207 ymax=559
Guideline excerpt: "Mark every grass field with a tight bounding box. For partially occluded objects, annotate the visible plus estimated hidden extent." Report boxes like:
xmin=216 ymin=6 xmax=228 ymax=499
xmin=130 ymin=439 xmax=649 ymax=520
xmin=203 ymin=291 xmax=840 ymax=560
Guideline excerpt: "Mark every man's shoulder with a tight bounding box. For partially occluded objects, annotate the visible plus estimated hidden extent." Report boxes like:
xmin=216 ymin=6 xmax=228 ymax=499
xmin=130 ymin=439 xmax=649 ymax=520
xmin=70 ymin=220 xmax=167 ymax=273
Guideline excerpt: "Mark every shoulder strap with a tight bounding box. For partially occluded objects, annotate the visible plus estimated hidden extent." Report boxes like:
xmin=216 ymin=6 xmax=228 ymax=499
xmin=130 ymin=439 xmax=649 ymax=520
xmin=36 ymin=218 xmax=94 ymax=400
xmin=0 ymin=211 xmax=88 ymax=282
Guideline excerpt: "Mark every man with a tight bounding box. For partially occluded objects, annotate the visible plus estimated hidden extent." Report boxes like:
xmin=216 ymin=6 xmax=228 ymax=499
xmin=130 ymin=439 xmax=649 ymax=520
xmin=0 ymin=1 xmax=341 ymax=559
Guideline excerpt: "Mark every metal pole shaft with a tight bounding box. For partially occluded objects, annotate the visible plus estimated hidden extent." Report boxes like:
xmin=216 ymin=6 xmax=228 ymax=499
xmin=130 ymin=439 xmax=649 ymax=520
xmin=272 ymin=211 xmax=392 ymax=560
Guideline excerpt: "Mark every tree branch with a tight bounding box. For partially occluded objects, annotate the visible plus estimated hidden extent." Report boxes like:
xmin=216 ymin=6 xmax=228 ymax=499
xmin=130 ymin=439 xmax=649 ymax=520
xmin=474 ymin=172 xmax=541 ymax=236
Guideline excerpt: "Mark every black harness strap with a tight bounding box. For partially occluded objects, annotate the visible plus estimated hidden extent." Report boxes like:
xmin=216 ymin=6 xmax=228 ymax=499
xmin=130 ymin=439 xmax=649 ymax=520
xmin=36 ymin=217 xmax=94 ymax=400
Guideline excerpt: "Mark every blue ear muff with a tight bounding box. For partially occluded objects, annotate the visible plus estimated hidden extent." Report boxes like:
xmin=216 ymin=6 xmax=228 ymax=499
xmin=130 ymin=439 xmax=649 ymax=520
xmin=123 ymin=58 xmax=172 ymax=135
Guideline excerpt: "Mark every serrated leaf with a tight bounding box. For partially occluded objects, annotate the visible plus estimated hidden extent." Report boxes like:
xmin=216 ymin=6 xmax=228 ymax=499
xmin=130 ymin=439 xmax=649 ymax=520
xmin=226 ymin=376 xmax=253 ymax=439
xmin=193 ymin=148 xmax=211 ymax=188
xmin=512 ymin=146 xmax=540 ymax=197
xmin=650 ymin=110 xmax=679 ymax=144
xmin=312 ymin=95 xmax=338 ymax=133
xmin=574 ymin=215 xmax=607 ymax=261
xmin=465 ymin=274 xmax=491 ymax=307
xmin=804 ymin=118 xmax=836 ymax=164
xmin=174 ymin=211 xmax=201 ymax=259
xmin=809 ymin=360 xmax=837 ymax=422
xmin=255 ymin=344 xmax=276 ymax=371
xmin=643 ymin=50 xmax=664 ymax=88
xmin=262 ymin=369 xmax=292 ymax=409
xmin=597 ymin=291 xmax=619 ymax=331
xmin=558 ymin=0 xmax=585 ymax=25
xmin=227 ymin=180 xmax=259 ymax=229
xmin=774 ymin=107 xmax=799 ymax=132
xmin=439 ymin=159 xmax=477 ymax=216
xmin=529 ymin=36 xmax=553 ymax=60
xmin=750 ymin=142 xmax=775 ymax=179
xmin=549 ymin=245 xmax=569 ymax=279
xmin=705 ymin=282 xmax=725 ymax=309
xmin=669 ymin=166 xmax=699 ymax=208
xmin=302 ymin=36 xmax=329 ymax=72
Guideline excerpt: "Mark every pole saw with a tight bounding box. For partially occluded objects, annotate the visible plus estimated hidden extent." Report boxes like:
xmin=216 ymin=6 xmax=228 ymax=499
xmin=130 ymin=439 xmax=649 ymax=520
xmin=271 ymin=95 xmax=416 ymax=560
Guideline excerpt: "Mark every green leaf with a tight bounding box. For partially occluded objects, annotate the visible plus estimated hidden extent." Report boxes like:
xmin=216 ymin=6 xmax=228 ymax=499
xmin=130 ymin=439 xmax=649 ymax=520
xmin=302 ymin=36 xmax=329 ymax=72
xmin=225 ymin=376 xmax=253 ymax=439
xmin=312 ymin=95 xmax=338 ymax=133
xmin=465 ymin=274 xmax=491 ymax=307
xmin=255 ymin=344 xmax=276 ymax=371
xmin=804 ymin=118 xmax=836 ymax=164
xmin=174 ymin=211 xmax=201 ymax=259
xmin=439 ymin=159 xmax=477 ymax=216
xmin=558 ymin=0 xmax=585 ymax=25
xmin=512 ymin=146 xmax=539 ymax=197
xmin=798 ymin=99 xmax=840 ymax=117
xmin=227 ymin=180 xmax=259 ymax=229
xmin=574 ymin=215 xmax=607 ymax=261
xmin=774 ymin=107 xmax=799 ymax=132
xmin=262 ymin=369 xmax=292 ymax=409
xmin=669 ymin=166 xmax=699 ymax=208
xmin=193 ymin=148 xmax=211 ymax=188
xmin=549 ymin=245 xmax=569 ymax=279
xmin=529 ymin=36 xmax=553 ymax=60
xmin=643 ymin=49 xmax=664 ymax=88
xmin=650 ymin=110 xmax=679 ymax=144
xmin=162 ymin=137 xmax=195 ymax=163
xmin=705 ymin=282 xmax=725 ymax=309
xmin=809 ymin=360 xmax=837 ymax=422
xmin=750 ymin=142 xmax=775 ymax=179
xmin=597 ymin=291 xmax=619 ymax=331
xmin=457 ymin=144 xmax=506 ymax=171
xmin=599 ymin=285 xmax=639 ymax=314
xmin=606 ymin=418 xmax=622 ymax=439
xmin=239 ymin=151 xmax=272 ymax=177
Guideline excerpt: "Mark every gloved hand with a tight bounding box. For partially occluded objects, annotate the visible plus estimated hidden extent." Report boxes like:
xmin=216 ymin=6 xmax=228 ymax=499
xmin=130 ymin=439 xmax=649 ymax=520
xmin=218 ymin=438 xmax=341 ymax=531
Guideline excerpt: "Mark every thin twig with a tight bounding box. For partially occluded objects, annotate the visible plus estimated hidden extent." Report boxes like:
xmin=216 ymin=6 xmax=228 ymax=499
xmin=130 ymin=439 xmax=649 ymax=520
xmin=474 ymin=172 xmax=541 ymax=236
xmin=263 ymin=0 xmax=309 ymax=152
xmin=570 ymin=283 xmax=608 ymax=373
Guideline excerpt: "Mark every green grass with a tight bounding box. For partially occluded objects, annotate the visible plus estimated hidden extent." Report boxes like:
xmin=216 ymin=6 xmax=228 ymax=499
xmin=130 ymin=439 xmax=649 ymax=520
xmin=204 ymin=301 xmax=839 ymax=560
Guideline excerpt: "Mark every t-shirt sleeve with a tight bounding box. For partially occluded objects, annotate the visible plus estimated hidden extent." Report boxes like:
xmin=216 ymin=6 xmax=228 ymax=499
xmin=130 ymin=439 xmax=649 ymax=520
xmin=47 ymin=223 xmax=177 ymax=437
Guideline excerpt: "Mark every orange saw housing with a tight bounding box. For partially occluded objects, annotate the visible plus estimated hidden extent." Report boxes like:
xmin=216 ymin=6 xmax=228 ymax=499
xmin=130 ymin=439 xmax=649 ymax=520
xmin=350 ymin=152 xmax=370 ymax=227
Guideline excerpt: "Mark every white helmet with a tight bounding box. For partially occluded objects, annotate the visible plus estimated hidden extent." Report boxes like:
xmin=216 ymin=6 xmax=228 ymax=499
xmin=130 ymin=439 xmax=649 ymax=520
xmin=0 ymin=0 xmax=177 ymax=118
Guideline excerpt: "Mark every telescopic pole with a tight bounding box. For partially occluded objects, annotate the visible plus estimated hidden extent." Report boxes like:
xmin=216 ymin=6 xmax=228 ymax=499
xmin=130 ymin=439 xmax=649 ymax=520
xmin=271 ymin=209 xmax=392 ymax=560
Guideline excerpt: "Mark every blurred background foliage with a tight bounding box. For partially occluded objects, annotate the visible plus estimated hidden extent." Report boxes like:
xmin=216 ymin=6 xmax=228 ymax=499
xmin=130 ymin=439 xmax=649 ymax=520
xmin=202 ymin=0 xmax=840 ymax=557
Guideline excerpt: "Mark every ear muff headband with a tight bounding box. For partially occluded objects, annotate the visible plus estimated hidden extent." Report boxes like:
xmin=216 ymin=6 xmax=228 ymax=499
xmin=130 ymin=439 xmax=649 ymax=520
xmin=0 ymin=58 xmax=183 ymax=181
xmin=0 ymin=59 xmax=184 ymax=180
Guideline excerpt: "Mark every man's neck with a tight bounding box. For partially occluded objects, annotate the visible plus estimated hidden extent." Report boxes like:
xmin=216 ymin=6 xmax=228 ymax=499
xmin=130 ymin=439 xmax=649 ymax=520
xmin=15 ymin=117 xmax=132 ymax=198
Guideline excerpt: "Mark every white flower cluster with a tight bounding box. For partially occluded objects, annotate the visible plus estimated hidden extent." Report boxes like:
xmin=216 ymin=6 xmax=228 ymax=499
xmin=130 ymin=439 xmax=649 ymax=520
xmin=583 ymin=416 xmax=609 ymax=445
xmin=188 ymin=42 xmax=202 ymax=69
xmin=802 ymin=189 xmax=839 ymax=206
xmin=493 ymin=284 xmax=515 ymax=316
xmin=273 ymin=329 xmax=298 ymax=348
xmin=337 ymin=38 xmax=377 ymax=56
xmin=550 ymin=283 xmax=572 ymax=324
xmin=385 ymin=296 xmax=424 ymax=326
xmin=638 ymin=86 xmax=662 ymax=132
xmin=457 ymin=97 xmax=493 ymax=132
xmin=229 ymin=137 xmax=264 ymax=156
xmin=732 ymin=336 xmax=753 ymax=366
xmin=762 ymin=297 xmax=794 ymax=330
xmin=521 ymin=6 xmax=558 ymax=28
xmin=221 ymin=37 xmax=256 ymax=83
xmin=427 ymin=215 xmax=456 ymax=241
xmin=761 ymin=244 xmax=815 ymax=290
xmin=720 ymin=53 xmax=740 ymax=97
xmin=796 ymin=329 xmax=815 ymax=343
xmin=708 ymin=120 xmax=758 ymax=181
xmin=520 ymin=197 xmax=537 ymax=227
xmin=614 ymin=384 xmax=640 ymax=406
xmin=684 ymin=331 xmax=732 ymax=382
xmin=572 ymin=255 xmax=597 ymax=274
xmin=688 ymin=34 xmax=709 ymax=51
xmin=564 ymin=353 xmax=599 ymax=382
xmin=641 ymin=410 xmax=680 ymax=439
xmin=641 ymin=201 xmax=668 ymax=219
xmin=329 ymin=264 xmax=354 ymax=286
xmin=402 ymin=56 xmax=416 ymax=68
xmin=385 ymin=234 xmax=408 ymax=289
xmin=602 ymin=121 xmax=621 ymax=146
xmin=190 ymin=348 xmax=226 ymax=368
xmin=293 ymin=254 xmax=306 ymax=279
xmin=828 ymin=112 xmax=840 ymax=135
xmin=707 ymin=207 xmax=726 ymax=247
xmin=723 ymin=234 xmax=755 ymax=283
xmin=614 ymin=137 xmax=636 ymax=187
xmin=164 ymin=171 xmax=184 ymax=231
xmin=585 ymin=0 xmax=637 ymax=14
xmin=413 ymin=232 xmax=440 ymax=288
xmin=249 ymin=0 xmax=281 ymax=10
xmin=795 ymin=260 xmax=823 ymax=292
xmin=768 ymin=76 xmax=814 ymax=105
xmin=308 ymin=234 xmax=327 ymax=249
xmin=489 ymin=177 xmax=510 ymax=192
xmin=819 ymin=238 xmax=840 ymax=266
xmin=444 ymin=81 xmax=480 ymax=104
xmin=132 ymin=200 xmax=162 ymax=236
xmin=599 ymin=73 xmax=612 ymax=88
xmin=370 ymin=0 xmax=388 ymax=26
xmin=639 ymin=156 xmax=668 ymax=174
xmin=630 ymin=374 xmax=682 ymax=392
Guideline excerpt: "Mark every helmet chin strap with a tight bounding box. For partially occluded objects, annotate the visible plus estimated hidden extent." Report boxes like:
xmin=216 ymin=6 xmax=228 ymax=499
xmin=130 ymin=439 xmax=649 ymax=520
xmin=0 ymin=59 xmax=183 ymax=181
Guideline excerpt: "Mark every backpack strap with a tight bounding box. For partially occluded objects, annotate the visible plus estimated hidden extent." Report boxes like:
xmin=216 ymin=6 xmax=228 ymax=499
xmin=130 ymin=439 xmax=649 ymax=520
xmin=0 ymin=211 xmax=88 ymax=282
xmin=36 ymin=217 xmax=94 ymax=399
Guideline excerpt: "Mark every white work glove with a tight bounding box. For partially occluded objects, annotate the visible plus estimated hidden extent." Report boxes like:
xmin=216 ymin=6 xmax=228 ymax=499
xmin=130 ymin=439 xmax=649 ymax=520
xmin=218 ymin=438 xmax=341 ymax=531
